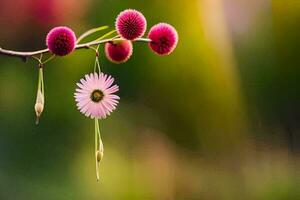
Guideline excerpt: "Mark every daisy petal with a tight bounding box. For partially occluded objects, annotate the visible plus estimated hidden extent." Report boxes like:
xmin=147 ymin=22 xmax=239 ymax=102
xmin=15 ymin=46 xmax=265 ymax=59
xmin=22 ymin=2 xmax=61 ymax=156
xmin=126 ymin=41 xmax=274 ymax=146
xmin=74 ymin=72 xmax=120 ymax=119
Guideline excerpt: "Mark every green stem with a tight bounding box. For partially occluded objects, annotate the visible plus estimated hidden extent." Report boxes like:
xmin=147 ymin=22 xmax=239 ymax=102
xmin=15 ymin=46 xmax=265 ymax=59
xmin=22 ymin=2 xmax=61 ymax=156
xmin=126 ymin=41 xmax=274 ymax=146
xmin=96 ymin=57 xmax=101 ymax=74
xmin=37 ymin=69 xmax=41 ymax=94
xmin=94 ymin=118 xmax=103 ymax=182
xmin=32 ymin=56 xmax=41 ymax=63
xmin=95 ymin=118 xmax=100 ymax=181
xmin=93 ymin=57 xmax=97 ymax=73
xmin=42 ymin=54 xmax=55 ymax=64
xmin=40 ymin=68 xmax=44 ymax=95
xmin=93 ymin=56 xmax=101 ymax=74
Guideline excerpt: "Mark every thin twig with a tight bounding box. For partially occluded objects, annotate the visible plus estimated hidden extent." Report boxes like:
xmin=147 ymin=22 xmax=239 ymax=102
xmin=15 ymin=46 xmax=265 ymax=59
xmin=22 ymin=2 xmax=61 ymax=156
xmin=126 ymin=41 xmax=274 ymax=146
xmin=0 ymin=38 xmax=151 ymax=59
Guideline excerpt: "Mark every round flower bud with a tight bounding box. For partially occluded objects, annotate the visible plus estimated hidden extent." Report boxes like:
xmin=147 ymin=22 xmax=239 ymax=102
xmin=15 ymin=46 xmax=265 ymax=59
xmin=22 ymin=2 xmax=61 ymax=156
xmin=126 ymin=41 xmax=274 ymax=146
xmin=105 ymin=40 xmax=133 ymax=63
xmin=35 ymin=102 xmax=44 ymax=117
xmin=34 ymin=90 xmax=44 ymax=124
xmin=97 ymin=139 xmax=104 ymax=162
xmin=96 ymin=150 xmax=103 ymax=162
xmin=148 ymin=23 xmax=178 ymax=56
xmin=115 ymin=9 xmax=147 ymax=40
xmin=46 ymin=26 xmax=76 ymax=56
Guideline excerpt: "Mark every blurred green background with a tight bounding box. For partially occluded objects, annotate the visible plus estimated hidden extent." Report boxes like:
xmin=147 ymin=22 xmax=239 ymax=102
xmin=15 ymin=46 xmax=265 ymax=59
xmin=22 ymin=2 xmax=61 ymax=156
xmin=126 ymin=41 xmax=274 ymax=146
xmin=0 ymin=0 xmax=300 ymax=199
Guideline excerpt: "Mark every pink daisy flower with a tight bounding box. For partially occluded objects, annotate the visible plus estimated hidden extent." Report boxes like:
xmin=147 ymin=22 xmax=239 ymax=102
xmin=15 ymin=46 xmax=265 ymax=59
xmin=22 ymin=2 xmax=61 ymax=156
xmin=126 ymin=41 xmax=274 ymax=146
xmin=115 ymin=9 xmax=147 ymax=40
xmin=74 ymin=73 xmax=120 ymax=119
xmin=105 ymin=40 xmax=133 ymax=63
xmin=148 ymin=23 xmax=178 ymax=56
xmin=46 ymin=26 xmax=76 ymax=56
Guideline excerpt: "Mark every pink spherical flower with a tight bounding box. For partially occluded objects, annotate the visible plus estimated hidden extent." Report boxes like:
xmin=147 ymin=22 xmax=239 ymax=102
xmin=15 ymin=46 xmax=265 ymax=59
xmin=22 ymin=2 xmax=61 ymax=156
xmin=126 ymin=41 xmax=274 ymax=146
xmin=116 ymin=9 xmax=147 ymax=40
xmin=105 ymin=40 xmax=133 ymax=63
xmin=148 ymin=23 xmax=178 ymax=56
xmin=46 ymin=26 xmax=76 ymax=56
xmin=74 ymin=73 xmax=120 ymax=119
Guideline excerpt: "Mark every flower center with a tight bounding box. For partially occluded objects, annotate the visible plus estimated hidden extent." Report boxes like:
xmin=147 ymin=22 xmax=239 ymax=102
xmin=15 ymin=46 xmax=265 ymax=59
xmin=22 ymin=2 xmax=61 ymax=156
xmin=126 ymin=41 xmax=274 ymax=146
xmin=91 ymin=90 xmax=104 ymax=102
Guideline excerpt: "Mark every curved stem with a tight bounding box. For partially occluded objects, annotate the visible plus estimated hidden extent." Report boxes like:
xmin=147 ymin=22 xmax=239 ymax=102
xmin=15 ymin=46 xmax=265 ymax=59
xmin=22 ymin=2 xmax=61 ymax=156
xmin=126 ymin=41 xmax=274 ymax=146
xmin=94 ymin=118 xmax=103 ymax=182
xmin=0 ymin=38 xmax=151 ymax=59
xmin=95 ymin=118 xmax=100 ymax=182
xmin=42 ymin=54 xmax=55 ymax=64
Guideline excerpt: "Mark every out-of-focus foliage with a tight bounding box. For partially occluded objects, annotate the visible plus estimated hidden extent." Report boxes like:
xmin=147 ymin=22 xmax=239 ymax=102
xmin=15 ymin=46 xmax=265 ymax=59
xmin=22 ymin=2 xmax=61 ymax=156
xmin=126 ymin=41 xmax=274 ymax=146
xmin=0 ymin=0 xmax=299 ymax=199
